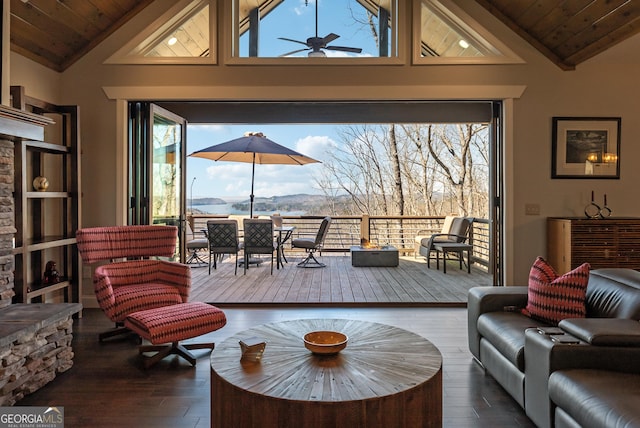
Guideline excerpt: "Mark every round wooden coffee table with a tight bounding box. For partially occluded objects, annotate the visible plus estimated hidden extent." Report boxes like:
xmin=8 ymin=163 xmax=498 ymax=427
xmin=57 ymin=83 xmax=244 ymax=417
xmin=210 ymin=319 xmax=442 ymax=427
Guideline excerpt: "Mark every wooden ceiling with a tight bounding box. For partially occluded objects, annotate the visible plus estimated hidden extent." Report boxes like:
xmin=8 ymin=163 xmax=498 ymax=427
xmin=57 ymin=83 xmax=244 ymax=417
xmin=9 ymin=0 xmax=154 ymax=72
xmin=8 ymin=0 xmax=640 ymax=72
xmin=476 ymin=0 xmax=640 ymax=70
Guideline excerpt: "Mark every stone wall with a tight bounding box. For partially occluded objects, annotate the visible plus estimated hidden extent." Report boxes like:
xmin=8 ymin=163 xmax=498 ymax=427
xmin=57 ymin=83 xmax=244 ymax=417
xmin=0 ymin=303 xmax=81 ymax=406
xmin=0 ymin=139 xmax=15 ymax=309
xmin=0 ymin=317 xmax=73 ymax=405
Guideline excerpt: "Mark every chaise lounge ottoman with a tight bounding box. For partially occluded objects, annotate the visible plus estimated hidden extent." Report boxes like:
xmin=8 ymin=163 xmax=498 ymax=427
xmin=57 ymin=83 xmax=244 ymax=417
xmin=125 ymin=302 xmax=227 ymax=368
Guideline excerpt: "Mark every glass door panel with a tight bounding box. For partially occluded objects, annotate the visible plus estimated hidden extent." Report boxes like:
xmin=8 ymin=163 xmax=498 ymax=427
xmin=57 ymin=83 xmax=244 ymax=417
xmin=128 ymin=103 xmax=187 ymax=261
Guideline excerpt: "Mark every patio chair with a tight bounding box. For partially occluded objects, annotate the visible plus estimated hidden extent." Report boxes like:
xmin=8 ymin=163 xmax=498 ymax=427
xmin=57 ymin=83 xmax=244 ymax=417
xmin=75 ymin=225 xmax=189 ymax=342
xmin=291 ymin=216 xmax=332 ymax=268
xmin=414 ymin=215 xmax=456 ymax=258
xmin=207 ymin=219 xmax=241 ymax=275
xmin=418 ymin=217 xmax=474 ymax=267
xmin=185 ymin=216 xmax=208 ymax=265
xmin=243 ymin=218 xmax=277 ymax=274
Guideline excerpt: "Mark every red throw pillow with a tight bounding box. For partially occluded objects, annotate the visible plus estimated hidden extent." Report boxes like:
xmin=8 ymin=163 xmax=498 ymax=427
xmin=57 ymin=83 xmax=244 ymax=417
xmin=521 ymin=257 xmax=590 ymax=325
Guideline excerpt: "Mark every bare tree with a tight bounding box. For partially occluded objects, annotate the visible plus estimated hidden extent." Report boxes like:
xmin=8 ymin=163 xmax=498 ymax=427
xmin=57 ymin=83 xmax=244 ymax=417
xmin=318 ymin=123 xmax=489 ymax=219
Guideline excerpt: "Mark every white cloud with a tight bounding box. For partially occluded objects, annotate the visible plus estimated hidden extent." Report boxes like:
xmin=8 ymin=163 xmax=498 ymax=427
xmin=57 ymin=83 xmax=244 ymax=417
xmin=296 ymin=135 xmax=337 ymax=162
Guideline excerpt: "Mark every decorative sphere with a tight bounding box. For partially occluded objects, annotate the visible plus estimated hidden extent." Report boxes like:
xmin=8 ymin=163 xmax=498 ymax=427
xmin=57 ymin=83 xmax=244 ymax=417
xmin=33 ymin=176 xmax=49 ymax=191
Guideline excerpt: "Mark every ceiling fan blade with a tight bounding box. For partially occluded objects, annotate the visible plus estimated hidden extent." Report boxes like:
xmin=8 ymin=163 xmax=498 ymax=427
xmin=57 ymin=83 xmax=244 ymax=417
xmin=326 ymin=45 xmax=363 ymax=53
xmin=278 ymin=37 xmax=310 ymax=47
xmin=279 ymin=48 xmax=310 ymax=57
xmin=321 ymin=33 xmax=340 ymax=44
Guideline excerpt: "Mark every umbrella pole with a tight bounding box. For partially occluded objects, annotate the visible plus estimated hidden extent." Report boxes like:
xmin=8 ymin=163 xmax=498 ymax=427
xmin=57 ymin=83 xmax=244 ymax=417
xmin=250 ymin=153 xmax=255 ymax=218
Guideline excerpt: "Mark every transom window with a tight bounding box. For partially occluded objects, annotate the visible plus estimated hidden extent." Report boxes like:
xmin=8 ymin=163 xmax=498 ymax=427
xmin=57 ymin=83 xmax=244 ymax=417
xmin=232 ymin=0 xmax=398 ymax=60
xmin=105 ymin=0 xmax=522 ymax=66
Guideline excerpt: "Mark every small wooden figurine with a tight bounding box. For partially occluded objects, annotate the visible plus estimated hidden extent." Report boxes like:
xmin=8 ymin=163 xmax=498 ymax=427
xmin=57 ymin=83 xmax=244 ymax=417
xmin=43 ymin=260 xmax=60 ymax=284
xmin=239 ymin=337 xmax=267 ymax=362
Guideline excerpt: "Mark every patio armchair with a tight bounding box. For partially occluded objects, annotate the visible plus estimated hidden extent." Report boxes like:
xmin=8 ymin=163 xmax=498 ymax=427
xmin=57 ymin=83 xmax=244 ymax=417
xmin=418 ymin=217 xmax=473 ymax=267
xmin=207 ymin=219 xmax=241 ymax=275
xmin=243 ymin=218 xmax=277 ymax=274
xmin=414 ymin=216 xmax=456 ymax=258
xmin=75 ymin=225 xmax=189 ymax=342
xmin=291 ymin=216 xmax=332 ymax=268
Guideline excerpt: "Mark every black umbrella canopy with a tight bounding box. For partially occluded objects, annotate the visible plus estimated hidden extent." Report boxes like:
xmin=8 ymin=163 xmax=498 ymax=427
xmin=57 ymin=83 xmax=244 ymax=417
xmin=189 ymin=132 xmax=320 ymax=165
xmin=188 ymin=132 xmax=320 ymax=217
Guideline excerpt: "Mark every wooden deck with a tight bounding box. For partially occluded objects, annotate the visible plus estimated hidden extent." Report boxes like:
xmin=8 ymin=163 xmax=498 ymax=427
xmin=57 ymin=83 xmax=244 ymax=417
xmin=188 ymin=251 xmax=493 ymax=306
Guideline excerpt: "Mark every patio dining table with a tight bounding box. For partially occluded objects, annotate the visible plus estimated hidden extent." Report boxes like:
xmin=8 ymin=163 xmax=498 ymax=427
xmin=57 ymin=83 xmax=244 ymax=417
xmin=275 ymin=226 xmax=295 ymax=269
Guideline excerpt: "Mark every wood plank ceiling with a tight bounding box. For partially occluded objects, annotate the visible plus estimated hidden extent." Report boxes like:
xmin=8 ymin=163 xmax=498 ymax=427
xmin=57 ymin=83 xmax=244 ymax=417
xmin=9 ymin=0 xmax=154 ymax=72
xmin=475 ymin=0 xmax=640 ymax=70
xmin=8 ymin=0 xmax=640 ymax=72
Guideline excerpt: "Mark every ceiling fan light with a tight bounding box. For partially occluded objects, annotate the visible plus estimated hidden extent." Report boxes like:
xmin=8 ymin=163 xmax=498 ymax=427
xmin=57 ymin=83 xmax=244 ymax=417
xmin=308 ymin=51 xmax=326 ymax=58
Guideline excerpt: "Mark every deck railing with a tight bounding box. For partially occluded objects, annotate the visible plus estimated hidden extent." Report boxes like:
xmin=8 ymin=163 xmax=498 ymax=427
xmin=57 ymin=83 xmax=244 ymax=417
xmin=190 ymin=214 xmax=490 ymax=269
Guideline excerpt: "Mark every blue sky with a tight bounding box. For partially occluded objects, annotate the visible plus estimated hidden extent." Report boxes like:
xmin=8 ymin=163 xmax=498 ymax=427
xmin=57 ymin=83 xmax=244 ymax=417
xmin=239 ymin=0 xmax=385 ymax=58
xmin=187 ymin=1 xmax=387 ymax=201
xmin=187 ymin=124 xmax=340 ymax=200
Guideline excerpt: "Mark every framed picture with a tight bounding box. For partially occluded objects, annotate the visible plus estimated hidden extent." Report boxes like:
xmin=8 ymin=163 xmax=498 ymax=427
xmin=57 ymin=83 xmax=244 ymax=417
xmin=552 ymin=117 xmax=621 ymax=179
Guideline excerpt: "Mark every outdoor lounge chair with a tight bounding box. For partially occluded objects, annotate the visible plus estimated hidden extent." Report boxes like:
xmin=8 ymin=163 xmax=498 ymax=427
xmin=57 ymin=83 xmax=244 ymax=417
xmin=418 ymin=217 xmax=474 ymax=268
xmin=414 ymin=215 xmax=456 ymax=258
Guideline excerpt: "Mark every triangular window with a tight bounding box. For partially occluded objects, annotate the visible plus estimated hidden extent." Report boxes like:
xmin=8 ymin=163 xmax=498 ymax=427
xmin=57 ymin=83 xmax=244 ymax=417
xmin=106 ymin=0 xmax=215 ymax=65
xmin=415 ymin=0 xmax=523 ymax=64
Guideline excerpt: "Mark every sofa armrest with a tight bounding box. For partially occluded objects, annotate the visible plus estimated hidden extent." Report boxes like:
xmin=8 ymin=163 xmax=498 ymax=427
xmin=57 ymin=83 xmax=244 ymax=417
xmin=467 ymin=286 xmax=528 ymax=359
xmin=524 ymin=327 xmax=640 ymax=428
xmin=559 ymin=318 xmax=640 ymax=346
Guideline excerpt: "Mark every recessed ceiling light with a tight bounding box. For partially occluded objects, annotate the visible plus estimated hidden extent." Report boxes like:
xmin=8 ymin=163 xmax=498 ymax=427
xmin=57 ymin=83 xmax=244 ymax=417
xmin=168 ymin=37 xmax=178 ymax=46
xmin=459 ymin=40 xmax=469 ymax=49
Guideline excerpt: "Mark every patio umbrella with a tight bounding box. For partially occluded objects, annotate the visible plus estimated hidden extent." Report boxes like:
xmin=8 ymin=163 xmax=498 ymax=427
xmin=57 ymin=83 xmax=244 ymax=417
xmin=188 ymin=132 xmax=320 ymax=217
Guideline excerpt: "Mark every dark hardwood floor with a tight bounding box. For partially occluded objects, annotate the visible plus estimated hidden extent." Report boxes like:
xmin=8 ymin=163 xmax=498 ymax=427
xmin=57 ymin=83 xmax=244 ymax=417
xmin=18 ymin=306 xmax=534 ymax=427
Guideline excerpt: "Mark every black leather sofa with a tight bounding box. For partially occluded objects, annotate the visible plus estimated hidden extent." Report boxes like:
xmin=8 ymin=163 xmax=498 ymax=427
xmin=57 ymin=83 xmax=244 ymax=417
xmin=468 ymin=268 xmax=640 ymax=428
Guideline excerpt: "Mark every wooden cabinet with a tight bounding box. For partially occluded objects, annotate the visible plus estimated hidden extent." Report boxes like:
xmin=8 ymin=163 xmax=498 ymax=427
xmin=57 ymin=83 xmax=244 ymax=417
xmin=547 ymin=217 xmax=640 ymax=273
xmin=12 ymin=95 xmax=81 ymax=304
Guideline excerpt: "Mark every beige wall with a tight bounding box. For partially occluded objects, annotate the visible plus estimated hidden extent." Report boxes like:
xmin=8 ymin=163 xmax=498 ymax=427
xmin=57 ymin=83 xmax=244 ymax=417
xmin=10 ymin=0 xmax=640 ymax=305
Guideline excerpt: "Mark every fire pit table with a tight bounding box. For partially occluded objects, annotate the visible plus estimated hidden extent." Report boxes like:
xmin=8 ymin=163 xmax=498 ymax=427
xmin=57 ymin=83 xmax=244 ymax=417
xmin=350 ymin=245 xmax=399 ymax=267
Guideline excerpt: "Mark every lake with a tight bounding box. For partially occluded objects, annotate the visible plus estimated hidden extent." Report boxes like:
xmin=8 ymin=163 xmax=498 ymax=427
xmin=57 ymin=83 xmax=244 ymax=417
xmin=193 ymin=203 xmax=306 ymax=216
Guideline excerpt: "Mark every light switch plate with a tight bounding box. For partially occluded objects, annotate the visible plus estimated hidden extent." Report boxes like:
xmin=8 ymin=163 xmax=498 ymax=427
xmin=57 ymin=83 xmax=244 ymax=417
xmin=525 ymin=203 xmax=540 ymax=215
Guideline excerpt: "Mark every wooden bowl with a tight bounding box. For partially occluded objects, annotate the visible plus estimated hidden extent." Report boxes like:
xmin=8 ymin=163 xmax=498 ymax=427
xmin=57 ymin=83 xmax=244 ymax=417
xmin=303 ymin=331 xmax=348 ymax=355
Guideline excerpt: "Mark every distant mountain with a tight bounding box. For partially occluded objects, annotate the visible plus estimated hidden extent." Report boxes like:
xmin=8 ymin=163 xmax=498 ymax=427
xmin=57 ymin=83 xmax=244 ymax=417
xmin=190 ymin=197 xmax=226 ymax=205
xmin=231 ymin=194 xmax=347 ymax=214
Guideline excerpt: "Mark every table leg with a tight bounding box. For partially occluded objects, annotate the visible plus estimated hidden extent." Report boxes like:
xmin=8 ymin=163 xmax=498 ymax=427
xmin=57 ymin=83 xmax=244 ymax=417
xmin=277 ymin=231 xmax=284 ymax=269
xmin=277 ymin=244 xmax=282 ymax=269
xmin=442 ymin=250 xmax=447 ymax=274
xmin=466 ymin=248 xmax=471 ymax=273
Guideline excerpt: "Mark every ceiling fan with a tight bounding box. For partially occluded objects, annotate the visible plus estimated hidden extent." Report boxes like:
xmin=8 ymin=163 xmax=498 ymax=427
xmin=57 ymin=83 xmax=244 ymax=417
xmin=279 ymin=1 xmax=363 ymax=57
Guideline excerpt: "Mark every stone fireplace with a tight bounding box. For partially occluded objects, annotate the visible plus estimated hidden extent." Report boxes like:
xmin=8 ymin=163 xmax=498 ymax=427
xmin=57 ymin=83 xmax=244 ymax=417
xmin=0 ymin=104 xmax=82 ymax=405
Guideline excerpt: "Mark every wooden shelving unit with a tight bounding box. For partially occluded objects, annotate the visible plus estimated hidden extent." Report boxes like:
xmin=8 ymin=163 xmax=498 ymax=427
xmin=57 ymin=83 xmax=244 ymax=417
xmin=12 ymin=91 xmax=81 ymax=304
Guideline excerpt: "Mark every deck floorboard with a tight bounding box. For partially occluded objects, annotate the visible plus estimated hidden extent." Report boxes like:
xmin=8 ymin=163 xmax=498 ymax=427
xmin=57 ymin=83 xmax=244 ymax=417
xmin=189 ymin=251 xmax=492 ymax=305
